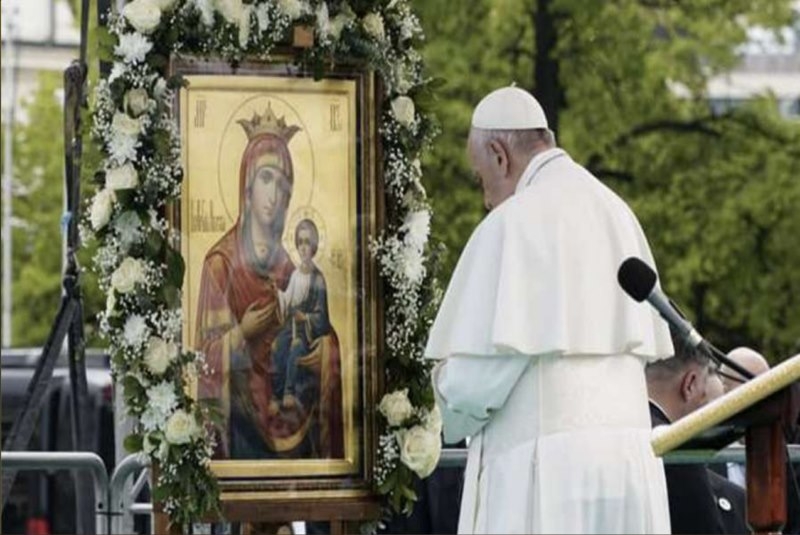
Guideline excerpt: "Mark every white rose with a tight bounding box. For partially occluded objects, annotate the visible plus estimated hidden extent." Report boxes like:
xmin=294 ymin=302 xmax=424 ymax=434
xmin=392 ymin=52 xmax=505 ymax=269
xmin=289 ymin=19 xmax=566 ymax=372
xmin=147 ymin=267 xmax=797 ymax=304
xmin=89 ymin=189 xmax=115 ymax=230
xmin=391 ymin=96 xmax=415 ymax=127
xmin=379 ymin=389 xmax=414 ymax=427
xmin=164 ymin=409 xmax=200 ymax=445
xmin=398 ymin=425 xmax=441 ymax=478
xmin=112 ymin=112 xmax=142 ymax=138
xmin=215 ymin=0 xmax=243 ymax=25
xmin=124 ymin=88 xmax=149 ymax=117
xmin=278 ymin=0 xmax=306 ymax=20
xmin=144 ymin=336 xmax=179 ymax=375
xmin=362 ymin=12 xmax=385 ymax=41
xmin=111 ymin=257 xmax=146 ymax=294
xmin=122 ymin=0 xmax=162 ymax=35
xmin=106 ymin=163 xmax=139 ymax=191
xmin=423 ymin=405 xmax=442 ymax=435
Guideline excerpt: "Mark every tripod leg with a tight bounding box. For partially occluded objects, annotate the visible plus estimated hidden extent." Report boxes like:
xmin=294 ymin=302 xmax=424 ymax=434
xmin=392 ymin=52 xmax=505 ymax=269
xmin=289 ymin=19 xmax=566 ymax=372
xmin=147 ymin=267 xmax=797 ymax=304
xmin=68 ymin=297 xmax=96 ymax=534
xmin=1 ymin=297 xmax=77 ymax=510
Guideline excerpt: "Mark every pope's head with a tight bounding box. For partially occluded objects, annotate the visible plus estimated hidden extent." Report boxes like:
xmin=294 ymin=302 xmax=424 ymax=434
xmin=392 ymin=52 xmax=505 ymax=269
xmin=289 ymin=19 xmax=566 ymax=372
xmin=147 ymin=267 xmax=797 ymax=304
xmin=467 ymin=86 xmax=555 ymax=211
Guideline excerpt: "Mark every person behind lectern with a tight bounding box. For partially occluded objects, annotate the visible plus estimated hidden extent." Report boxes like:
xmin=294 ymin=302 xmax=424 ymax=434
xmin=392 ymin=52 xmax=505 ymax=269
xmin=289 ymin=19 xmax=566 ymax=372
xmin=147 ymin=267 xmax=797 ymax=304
xmin=424 ymin=86 xmax=674 ymax=534
xmin=647 ymin=333 xmax=748 ymax=534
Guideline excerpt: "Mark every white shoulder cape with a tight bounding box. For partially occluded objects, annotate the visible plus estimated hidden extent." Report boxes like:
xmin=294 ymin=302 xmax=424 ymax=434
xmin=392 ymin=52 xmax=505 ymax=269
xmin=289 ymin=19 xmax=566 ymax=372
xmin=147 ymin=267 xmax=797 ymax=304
xmin=425 ymin=149 xmax=673 ymax=361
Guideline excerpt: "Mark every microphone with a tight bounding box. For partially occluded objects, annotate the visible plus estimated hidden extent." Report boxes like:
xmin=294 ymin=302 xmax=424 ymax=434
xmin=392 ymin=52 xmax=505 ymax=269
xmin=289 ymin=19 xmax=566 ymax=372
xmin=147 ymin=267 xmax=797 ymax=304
xmin=617 ymin=258 xmax=703 ymax=347
xmin=617 ymin=257 xmax=755 ymax=381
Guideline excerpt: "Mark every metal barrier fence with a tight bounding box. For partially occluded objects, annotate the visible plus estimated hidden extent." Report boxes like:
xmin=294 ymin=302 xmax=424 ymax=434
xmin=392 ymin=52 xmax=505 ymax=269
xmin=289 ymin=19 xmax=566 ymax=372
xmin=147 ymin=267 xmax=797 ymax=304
xmin=109 ymin=452 xmax=150 ymax=535
xmin=4 ymin=445 xmax=800 ymax=534
xmin=0 ymin=451 xmax=111 ymax=534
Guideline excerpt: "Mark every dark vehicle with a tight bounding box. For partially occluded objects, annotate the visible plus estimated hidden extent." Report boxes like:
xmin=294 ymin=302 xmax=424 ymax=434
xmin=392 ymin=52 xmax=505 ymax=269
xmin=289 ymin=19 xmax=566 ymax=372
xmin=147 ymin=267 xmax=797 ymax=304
xmin=1 ymin=347 xmax=114 ymax=534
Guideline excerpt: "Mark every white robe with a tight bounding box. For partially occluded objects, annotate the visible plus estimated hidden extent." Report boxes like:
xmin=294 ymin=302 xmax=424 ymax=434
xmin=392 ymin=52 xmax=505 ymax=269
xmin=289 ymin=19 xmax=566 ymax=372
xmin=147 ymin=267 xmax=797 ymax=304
xmin=425 ymin=148 xmax=674 ymax=534
xmin=279 ymin=269 xmax=313 ymax=316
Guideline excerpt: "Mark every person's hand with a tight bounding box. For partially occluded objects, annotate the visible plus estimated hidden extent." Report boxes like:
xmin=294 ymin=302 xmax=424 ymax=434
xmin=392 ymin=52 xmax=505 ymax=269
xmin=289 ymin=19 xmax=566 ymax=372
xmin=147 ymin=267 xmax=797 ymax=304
xmin=240 ymin=300 xmax=276 ymax=340
xmin=293 ymin=311 xmax=307 ymax=322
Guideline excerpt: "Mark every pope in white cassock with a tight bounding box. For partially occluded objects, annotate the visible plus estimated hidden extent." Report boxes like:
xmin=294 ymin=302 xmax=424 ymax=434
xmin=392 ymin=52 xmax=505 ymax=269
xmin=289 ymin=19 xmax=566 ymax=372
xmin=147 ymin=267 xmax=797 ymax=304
xmin=424 ymin=86 xmax=675 ymax=534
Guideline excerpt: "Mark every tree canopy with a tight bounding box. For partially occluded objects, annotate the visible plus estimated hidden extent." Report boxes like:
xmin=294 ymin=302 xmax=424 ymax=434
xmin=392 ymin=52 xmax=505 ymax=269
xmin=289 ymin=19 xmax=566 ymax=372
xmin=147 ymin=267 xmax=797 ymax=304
xmin=413 ymin=0 xmax=800 ymax=361
xmin=4 ymin=0 xmax=799 ymax=360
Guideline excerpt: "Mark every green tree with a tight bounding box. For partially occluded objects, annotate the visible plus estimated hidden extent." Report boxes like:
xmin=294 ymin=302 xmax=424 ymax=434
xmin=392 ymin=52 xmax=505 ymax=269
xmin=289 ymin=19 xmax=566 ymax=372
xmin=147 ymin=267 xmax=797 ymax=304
xmin=2 ymin=0 xmax=105 ymax=347
xmin=413 ymin=0 xmax=800 ymax=360
xmin=5 ymin=72 xmax=69 ymax=345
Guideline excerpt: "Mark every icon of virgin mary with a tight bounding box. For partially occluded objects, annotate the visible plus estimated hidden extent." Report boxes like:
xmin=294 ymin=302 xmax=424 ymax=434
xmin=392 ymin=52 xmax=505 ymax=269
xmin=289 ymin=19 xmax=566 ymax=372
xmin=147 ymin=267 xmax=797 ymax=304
xmin=194 ymin=103 xmax=344 ymax=460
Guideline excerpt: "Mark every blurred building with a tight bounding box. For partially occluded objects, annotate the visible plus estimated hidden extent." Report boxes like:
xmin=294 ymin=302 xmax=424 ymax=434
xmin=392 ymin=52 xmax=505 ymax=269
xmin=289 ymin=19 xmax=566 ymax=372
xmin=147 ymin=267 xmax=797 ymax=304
xmin=1 ymin=0 xmax=80 ymax=124
xmin=1 ymin=0 xmax=80 ymax=350
xmin=707 ymin=3 xmax=800 ymax=119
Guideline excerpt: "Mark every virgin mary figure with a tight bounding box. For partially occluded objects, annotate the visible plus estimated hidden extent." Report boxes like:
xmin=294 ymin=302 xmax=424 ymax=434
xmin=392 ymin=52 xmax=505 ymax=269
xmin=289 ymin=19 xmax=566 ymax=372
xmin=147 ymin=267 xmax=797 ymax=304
xmin=194 ymin=104 xmax=344 ymax=460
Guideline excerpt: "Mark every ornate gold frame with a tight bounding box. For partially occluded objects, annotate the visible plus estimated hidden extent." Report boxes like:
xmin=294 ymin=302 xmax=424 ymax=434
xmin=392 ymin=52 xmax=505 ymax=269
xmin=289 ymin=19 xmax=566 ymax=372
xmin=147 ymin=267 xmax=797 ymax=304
xmin=168 ymin=55 xmax=382 ymax=501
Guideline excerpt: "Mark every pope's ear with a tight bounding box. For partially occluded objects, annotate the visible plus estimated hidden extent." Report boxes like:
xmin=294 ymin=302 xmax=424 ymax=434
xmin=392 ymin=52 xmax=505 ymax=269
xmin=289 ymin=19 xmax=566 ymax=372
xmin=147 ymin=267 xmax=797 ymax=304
xmin=487 ymin=139 xmax=510 ymax=175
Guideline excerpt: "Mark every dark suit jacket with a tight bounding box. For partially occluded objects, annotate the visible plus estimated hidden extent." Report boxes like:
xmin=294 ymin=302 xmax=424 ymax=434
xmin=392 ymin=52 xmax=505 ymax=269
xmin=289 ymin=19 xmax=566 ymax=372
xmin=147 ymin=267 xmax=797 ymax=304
xmin=708 ymin=441 xmax=800 ymax=533
xmin=709 ymin=470 xmax=749 ymax=534
xmin=650 ymin=402 xmax=749 ymax=534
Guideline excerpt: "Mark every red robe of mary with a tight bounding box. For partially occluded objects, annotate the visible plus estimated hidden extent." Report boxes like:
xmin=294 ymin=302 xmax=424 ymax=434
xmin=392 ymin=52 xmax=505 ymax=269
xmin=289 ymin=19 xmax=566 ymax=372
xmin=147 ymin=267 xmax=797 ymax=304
xmin=194 ymin=130 xmax=344 ymax=460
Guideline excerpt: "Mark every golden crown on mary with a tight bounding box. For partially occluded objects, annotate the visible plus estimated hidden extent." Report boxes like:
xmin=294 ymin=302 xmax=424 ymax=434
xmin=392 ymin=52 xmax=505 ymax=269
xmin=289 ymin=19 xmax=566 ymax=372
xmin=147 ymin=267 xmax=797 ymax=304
xmin=237 ymin=102 xmax=301 ymax=142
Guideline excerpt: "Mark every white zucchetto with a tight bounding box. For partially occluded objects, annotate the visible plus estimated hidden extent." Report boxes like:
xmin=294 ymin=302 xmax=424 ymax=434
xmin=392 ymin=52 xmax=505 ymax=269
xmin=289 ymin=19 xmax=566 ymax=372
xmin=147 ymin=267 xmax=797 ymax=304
xmin=471 ymin=86 xmax=549 ymax=130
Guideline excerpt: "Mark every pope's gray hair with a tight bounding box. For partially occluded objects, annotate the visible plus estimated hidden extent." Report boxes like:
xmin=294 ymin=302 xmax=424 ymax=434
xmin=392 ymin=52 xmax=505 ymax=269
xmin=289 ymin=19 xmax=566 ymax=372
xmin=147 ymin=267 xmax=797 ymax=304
xmin=470 ymin=128 xmax=556 ymax=158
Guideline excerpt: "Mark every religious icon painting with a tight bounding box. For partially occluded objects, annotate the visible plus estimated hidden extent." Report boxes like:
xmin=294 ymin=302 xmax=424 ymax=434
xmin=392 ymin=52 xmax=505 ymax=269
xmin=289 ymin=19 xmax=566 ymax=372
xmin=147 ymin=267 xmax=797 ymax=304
xmin=171 ymin=57 xmax=381 ymax=498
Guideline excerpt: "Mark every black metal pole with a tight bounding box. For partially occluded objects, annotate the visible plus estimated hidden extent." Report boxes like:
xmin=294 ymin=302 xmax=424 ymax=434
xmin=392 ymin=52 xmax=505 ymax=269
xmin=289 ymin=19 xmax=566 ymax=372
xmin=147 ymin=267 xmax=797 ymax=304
xmin=0 ymin=299 xmax=78 ymax=509
xmin=64 ymin=0 xmax=93 ymax=525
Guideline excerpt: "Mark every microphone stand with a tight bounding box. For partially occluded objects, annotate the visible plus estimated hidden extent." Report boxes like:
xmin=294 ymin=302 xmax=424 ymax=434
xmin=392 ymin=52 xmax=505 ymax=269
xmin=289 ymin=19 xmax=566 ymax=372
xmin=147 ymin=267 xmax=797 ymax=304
xmin=668 ymin=298 xmax=755 ymax=381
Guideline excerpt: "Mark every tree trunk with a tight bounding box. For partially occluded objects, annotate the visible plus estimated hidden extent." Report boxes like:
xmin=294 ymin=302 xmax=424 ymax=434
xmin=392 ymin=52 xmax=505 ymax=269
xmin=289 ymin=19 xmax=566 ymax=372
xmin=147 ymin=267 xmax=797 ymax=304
xmin=533 ymin=0 xmax=562 ymax=139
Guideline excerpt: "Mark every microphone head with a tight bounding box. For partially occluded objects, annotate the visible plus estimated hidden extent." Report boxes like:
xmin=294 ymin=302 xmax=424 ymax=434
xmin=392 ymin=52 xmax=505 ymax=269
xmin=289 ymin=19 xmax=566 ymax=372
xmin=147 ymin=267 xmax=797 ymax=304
xmin=618 ymin=257 xmax=657 ymax=302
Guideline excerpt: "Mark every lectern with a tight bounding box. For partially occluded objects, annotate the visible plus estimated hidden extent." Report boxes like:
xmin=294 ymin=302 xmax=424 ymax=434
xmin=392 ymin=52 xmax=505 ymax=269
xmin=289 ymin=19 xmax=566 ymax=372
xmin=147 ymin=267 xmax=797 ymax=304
xmin=652 ymin=355 xmax=800 ymax=534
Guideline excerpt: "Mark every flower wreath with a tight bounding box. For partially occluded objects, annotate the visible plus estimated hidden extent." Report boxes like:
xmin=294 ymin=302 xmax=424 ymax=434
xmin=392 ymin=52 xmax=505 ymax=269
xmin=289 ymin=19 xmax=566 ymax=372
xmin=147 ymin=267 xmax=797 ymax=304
xmin=86 ymin=0 xmax=442 ymax=527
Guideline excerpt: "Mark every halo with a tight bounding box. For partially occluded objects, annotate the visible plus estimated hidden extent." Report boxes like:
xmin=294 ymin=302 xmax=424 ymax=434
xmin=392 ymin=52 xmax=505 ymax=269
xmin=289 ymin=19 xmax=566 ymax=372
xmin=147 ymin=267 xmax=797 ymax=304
xmin=283 ymin=205 xmax=327 ymax=264
xmin=216 ymin=95 xmax=315 ymax=223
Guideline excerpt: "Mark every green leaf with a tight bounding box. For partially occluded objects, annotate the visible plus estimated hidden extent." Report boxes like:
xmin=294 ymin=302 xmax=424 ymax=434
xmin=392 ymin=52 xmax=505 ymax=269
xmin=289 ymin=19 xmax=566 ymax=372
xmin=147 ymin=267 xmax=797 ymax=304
xmin=115 ymin=189 xmax=136 ymax=208
xmin=390 ymin=487 xmax=403 ymax=513
xmin=123 ymin=433 xmax=143 ymax=453
xmin=167 ymin=74 xmax=189 ymax=90
xmin=165 ymin=245 xmax=186 ymax=288
xmin=402 ymin=496 xmax=415 ymax=516
xmin=97 ymin=27 xmax=116 ymax=62
xmin=144 ymin=230 xmax=164 ymax=257
xmin=152 ymin=483 xmax=170 ymax=502
xmin=400 ymin=484 xmax=418 ymax=502
xmin=149 ymin=53 xmax=169 ymax=70
xmin=122 ymin=375 xmax=146 ymax=400
xmin=152 ymin=128 xmax=172 ymax=160
xmin=377 ymin=467 xmax=399 ymax=495
xmin=162 ymin=284 xmax=181 ymax=308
